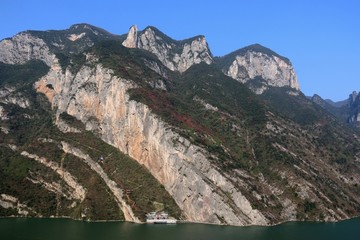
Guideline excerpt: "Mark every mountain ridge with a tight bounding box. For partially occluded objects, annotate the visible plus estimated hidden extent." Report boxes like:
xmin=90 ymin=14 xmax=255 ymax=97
xmin=215 ymin=43 xmax=299 ymax=93
xmin=0 ymin=23 xmax=299 ymax=93
xmin=1 ymin=23 xmax=360 ymax=226
xmin=216 ymin=43 xmax=291 ymax=67
xmin=311 ymin=92 xmax=360 ymax=128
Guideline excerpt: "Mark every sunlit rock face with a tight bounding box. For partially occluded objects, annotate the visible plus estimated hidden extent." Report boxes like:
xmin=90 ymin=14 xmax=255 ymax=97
xmin=122 ymin=25 xmax=138 ymax=49
xmin=3 ymin=23 xmax=360 ymax=227
xmin=0 ymin=32 xmax=55 ymax=66
xmin=36 ymin=62 xmax=267 ymax=226
xmin=122 ymin=25 xmax=213 ymax=72
xmin=217 ymin=44 xmax=299 ymax=94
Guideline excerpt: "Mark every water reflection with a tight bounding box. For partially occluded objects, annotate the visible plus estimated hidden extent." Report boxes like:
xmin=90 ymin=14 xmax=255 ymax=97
xmin=0 ymin=217 xmax=359 ymax=240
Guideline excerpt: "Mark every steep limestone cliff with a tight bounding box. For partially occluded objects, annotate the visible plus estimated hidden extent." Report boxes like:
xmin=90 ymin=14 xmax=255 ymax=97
xmin=3 ymin=23 xmax=360 ymax=226
xmin=216 ymin=44 xmax=299 ymax=94
xmin=122 ymin=25 xmax=213 ymax=72
xmin=348 ymin=91 xmax=360 ymax=125
xmin=35 ymin=60 xmax=267 ymax=226
xmin=122 ymin=25 xmax=138 ymax=49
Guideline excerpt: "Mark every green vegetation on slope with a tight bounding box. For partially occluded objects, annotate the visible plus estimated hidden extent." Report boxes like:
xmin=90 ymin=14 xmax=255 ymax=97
xmin=2 ymin=35 xmax=360 ymax=224
xmin=0 ymin=60 xmax=49 ymax=86
xmin=0 ymin=60 xmax=181 ymax=220
xmin=128 ymin=62 xmax=267 ymax=171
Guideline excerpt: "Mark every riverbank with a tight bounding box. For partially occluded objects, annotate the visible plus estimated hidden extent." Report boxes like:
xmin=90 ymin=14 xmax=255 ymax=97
xmin=1 ymin=214 xmax=360 ymax=227
xmin=1 ymin=217 xmax=360 ymax=240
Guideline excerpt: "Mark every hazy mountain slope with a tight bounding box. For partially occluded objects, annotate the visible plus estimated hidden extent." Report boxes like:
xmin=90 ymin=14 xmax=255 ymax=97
xmin=311 ymin=92 xmax=360 ymax=129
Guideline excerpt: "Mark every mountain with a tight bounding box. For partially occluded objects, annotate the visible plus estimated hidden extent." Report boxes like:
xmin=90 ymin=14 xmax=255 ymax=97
xmin=1 ymin=24 xmax=360 ymax=226
xmin=0 ymin=23 xmax=125 ymax=66
xmin=325 ymin=98 xmax=347 ymax=108
xmin=311 ymin=92 xmax=360 ymax=128
xmin=122 ymin=25 xmax=213 ymax=72
xmin=311 ymin=94 xmax=348 ymax=121
xmin=347 ymin=91 xmax=360 ymax=126
xmin=215 ymin=44 xmax=299 ymax=94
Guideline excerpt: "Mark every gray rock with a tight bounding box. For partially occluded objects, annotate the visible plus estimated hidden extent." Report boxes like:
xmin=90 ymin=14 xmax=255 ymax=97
xmin=0 ymin=32 xmax=55 ymax=65
xmin=217 ymin=45 xmax=300 ymax=93
xmin=36 ymin=62 xmax=268 ymax=226
xmin=122 ymin=26 xmax=213 ymax=72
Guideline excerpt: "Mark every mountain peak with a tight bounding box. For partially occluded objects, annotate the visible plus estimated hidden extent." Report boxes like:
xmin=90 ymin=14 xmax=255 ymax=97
xmin=67 ymin=23 xmax=119 ymax=38
xmin=241 ymin=44 xmax=290 ymax=64
xmin=69 ymin=23 xmax=96 ymax=30
xmin=122 ymin=25 xmax=138 ymax=48
xmin=2 ymin=23 xmax=360 ymax=227
xmin=216 ymin=43 xmax=299 ymax=93
xmin=122 ymin=25 xmax=213 ymax=72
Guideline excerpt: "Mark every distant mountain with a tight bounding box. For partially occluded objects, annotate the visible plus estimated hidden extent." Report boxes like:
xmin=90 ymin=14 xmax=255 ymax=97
xmin=311 ymin=94 xmax=347 ymax=120
xmin=348 ymin=91 xmax=360 ymax=126
xmin=311 ymin=92 xmax=360 ymax=128
xmin=1 ymin=23 xmax=360 ymax=226
xmin=325 ymin=98 xmax=347 ymax=108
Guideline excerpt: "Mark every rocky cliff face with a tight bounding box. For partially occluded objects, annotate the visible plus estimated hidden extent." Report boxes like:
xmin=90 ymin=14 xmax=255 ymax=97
xmin=2 ymin=23 xmax=360 ymax=226
xmin=35 ymin=60 xmax=267 ymax=225
xmin=348 ymin=91 xmax=360 ymax=124
xmin=122 ymin=25 xmax=138 ymax=49
xmin=122 ymin=25 xmax=213 ymax=72
xmin=0 ymin=23 xmax=124 ymax=67
xmin=216 ymin=44 xmax=299 ymax=94
xmin=0 ymin=32 xmax=55 ymax=66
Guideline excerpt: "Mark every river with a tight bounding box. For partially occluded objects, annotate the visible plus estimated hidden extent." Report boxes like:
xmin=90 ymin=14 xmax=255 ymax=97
xmin=1 ymin=217 xmax=359 ymax=240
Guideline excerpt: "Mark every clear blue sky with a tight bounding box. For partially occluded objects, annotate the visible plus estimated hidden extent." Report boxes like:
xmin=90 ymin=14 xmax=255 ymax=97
xmin=1 ymin=0 xmax=359 ymax=101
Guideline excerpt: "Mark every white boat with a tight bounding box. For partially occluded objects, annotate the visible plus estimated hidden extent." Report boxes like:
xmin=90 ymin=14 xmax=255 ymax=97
xmin=146 ymin=211 xmax=177 ymax=224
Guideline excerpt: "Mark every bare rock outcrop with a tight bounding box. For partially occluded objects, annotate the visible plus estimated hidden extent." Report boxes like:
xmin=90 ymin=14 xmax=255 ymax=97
xmin=122 ymin=25 xmax=138 ymax=48
xmin=0 ymin=193 xmax=36 ymax=216
xmin=217 ymin=44 xmax=299 ymax=94
xmin=36 ymin=62 xmax=268 ymax=226
xmin=122 ymin=25 xmax=213 ymax=72
xmin=0 ymin=32 xmax=55 ymax=66
xmin=348 ymin=91 xmax=360 ymax=124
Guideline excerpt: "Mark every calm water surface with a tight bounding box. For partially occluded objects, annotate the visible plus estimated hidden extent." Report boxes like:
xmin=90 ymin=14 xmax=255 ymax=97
xmin=1 ymin=217 xmax=360 ymax=240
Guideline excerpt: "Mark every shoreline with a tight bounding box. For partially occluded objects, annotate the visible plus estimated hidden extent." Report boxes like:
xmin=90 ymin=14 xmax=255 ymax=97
xmin=1 ymin=214 xmax=360 ymax=227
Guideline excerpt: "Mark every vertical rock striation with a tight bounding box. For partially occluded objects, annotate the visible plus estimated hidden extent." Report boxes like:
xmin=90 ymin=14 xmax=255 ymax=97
xmin=122 ymin=25 xmax=138 ymax=48
xmin=348 ymin=91 xmax=360 ymax=124
xmin=35 ymin=61 xmax=268 ymax=226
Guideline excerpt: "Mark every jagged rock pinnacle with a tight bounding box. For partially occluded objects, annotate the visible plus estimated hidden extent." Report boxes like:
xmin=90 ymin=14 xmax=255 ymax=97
xmin=122 ymin=25 xmax=138 ymax=48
